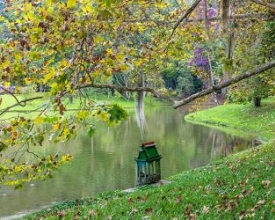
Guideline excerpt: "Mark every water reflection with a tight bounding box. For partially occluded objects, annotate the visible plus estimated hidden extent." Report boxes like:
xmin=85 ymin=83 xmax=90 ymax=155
xmin=0 ymin=107 xmax=255 ymax=218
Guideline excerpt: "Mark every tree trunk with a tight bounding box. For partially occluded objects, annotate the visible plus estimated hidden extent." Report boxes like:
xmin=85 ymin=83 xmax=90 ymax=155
xmin=222 ymin=0 xmax=230 ymax=34
xmin=135 ymin=72 xmax=146 ymax=132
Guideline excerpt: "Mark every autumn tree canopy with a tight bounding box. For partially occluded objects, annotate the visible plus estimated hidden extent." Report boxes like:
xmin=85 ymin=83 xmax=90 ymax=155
xmin=0 ymin=0 xmax=275 ymax=187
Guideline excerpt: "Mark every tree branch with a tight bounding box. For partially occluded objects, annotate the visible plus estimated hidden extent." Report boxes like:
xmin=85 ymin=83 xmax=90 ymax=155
xmin=119 ymin=13 xmax=268 ymax=25
xmin=0 ymin=96 xmax=43 ymax=116
xmin=173 ymin=60 xmax=275 ymax=109
xmin=222 ymin=0 xmax=230 ymax=33
xmin=169 ymin=0 xmax=203 ymax=39
xmin=0 ymin=86 xmax=26 ymax=107
xmin=249 ymin=0 xmax=275 ymax=11
xmin=77 ymin=84 xmax=174 ymax=102
xmin=203 ymin=0 xmax=211 ymax=40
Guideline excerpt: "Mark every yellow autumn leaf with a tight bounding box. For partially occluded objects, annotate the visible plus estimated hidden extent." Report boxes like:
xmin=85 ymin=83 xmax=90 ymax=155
xmin=106 ymin=48 xmax=113 ymax=55
xmin=24 ymin=78 xmax=33 ymax=85
xmin=14 ymin=52 xmax=23 ymax=60
xmin=98 ymin=111 xmax=109 ymax=121
xmin=94 ymin=35 xmax=104 ymax=44
xmin=116 ymin=53 xmax=124 ymax=62
xmin=4 ymin=82 xmax=10 ymax=87
xmin=120 ymin=64 xmax=130 ymax=71
xmin=43 ymin=71 xmax=55 ymax=84
xmin=83 ymin=4 xmax=93 ymax=13
xmin=61 ymin=154 xmax=72 ymax=162
xmin=77 ymin=110 xmax=89 ymax=120
xmin=45 ymin=0 xmax=57 ymax=6
xmin=15 ymin=87 xmax=22 ymax=94
xmin=34 ymin=116 xmax=44 ymax=124
xmin=0 ymin=15 xmax=5 ymax=22
xmin=14 ymin=165 xmax=25 ymax=173
xmin=61 ymin=59 xmax=69 ymax=67
xmin=52 ymin=123 xmax=60 ymax=131
xmin=67 ymin=0 xmax=77 ymax=8
xmin=46 ymin=0 xmax=52 ymax=5
xmin=27 ymin=11 xmax=35 ymax=21
xmin=62 ymin=128 xmax=70 ymax=137
xmin=24 ymin=3 xmax=33 ymax=11
xmin=50 ymin=82 xmax=58 ymax=91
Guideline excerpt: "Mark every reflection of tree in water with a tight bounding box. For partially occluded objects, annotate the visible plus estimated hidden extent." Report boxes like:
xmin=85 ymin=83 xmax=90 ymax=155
xmin=210 ymin=134 xmax=252 ymax=158
xmin=135 ymin=79 xmax=147 ymax=138
xmin=188 ymin=127 xmax=254 ymax=169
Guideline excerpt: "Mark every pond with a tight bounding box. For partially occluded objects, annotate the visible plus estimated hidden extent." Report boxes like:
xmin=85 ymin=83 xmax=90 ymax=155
xmin=0 ymin=106 xmax=256 ymax=218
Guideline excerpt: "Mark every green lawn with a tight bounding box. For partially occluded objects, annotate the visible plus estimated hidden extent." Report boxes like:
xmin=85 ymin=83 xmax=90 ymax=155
xmin=23 ymin=97 xmax=275 ymax=219
xmin=185 ymin=97 xmax=275 ymax=140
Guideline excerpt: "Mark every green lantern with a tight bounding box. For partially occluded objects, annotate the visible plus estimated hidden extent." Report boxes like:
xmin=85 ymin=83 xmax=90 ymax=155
xmin=135 ymin=141 xmax=162 ymax=186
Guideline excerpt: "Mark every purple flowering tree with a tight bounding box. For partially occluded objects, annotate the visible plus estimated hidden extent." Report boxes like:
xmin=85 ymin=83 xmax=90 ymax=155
xmin=187 ymin=1 xmax=220 ymax=89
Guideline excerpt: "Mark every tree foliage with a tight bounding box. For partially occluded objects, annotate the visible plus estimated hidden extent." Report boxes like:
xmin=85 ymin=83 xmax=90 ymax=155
xmin=0 ymin=0 xmax=275 ymax=187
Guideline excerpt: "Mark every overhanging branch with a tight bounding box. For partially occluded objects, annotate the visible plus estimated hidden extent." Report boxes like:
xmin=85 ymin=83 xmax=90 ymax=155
xmin=173 ymin=60 xmax=275 ymax=109
xmin=249 ymin=0 xmax=275 ymax=11
xmin=77 ymin=84 xmax=174 ymax=102
xmin=0 ymin=96 xmax=43 ymax=116
xmin=0 ymin=86 xmax=26 ymax=107
xmin=170 ymin=0 xmax=203 ymax=39
xmin=122 ymin=13 xmax=268 ymax=24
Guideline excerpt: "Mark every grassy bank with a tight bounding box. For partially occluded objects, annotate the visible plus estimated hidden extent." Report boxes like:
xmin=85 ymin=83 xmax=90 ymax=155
xmin=185 ymin=97 xmax=275 ymax=141
xmin=24 ymin=98 xmax=275 ymax=219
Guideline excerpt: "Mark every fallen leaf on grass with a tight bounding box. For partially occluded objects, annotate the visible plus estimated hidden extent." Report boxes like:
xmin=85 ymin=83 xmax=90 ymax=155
xmin=128 ymin=197 xmax=133 ymax=204
xmin=130 ymin=208 xmax=139 ymax=215
xmin=175 ymin=196 xmax=182 ymax=204
xmin=257 ymin=200 xmax=265 ymax=205
xmin=240 ymin=212 xmax=255 ymax=219
xmin=202 ymin=205 xmax=209 ymax=213
xmin=184 ymin=205 xmax=191 ymax=216
xmin=252 ymin=200 xmax=265 ymax=211
xmin=262 ymin=180 xmax=271 ymax=188
xmin=74 ymin=210 xmax=81 ymax=216
xmin=57 ymin=210 xmax=66 ymax=217
xmin=145 ymin=207 xmax=153 ymax=214
xmin=89 ymin=210 xmax=97 ymax=216
xmin=107 ymin=215 xmax=113 ymax=220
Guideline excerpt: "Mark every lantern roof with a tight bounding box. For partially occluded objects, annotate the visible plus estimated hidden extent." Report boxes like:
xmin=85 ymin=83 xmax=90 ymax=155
xmin=135 ymin=141 xmax=162 ymax=162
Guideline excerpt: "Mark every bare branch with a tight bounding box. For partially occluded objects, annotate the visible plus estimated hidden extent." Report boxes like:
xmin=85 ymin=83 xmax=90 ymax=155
xmin=249 ymin=0 xmax=275 ymax=11
xmin=0 ymin=86 xmax=26 ymax=107
xmin=173 ymin=60 xmax=275 ymax=108
xmin=170 ymin=0 xmax=203 ymax=39
xmin=77 ymin=84 xmax=174 ymax=102
xmin=78 ymin=83 xmax=154 ymax=92
xmin=181 ymin=13 xmax=268 ymax=23
xmin=119 ymin=13 xmax=269 ymax=26
xmin=0 ymin=96 xmax=43 ymax=116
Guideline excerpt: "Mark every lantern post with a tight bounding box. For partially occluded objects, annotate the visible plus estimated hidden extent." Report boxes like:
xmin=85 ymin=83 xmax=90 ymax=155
xmin=135 ymin=141 xmax=162 ymax=186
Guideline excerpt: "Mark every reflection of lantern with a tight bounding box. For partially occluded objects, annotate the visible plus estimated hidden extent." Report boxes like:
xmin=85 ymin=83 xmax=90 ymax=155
xmin=135 ymin=141 xmax=162 ymax=186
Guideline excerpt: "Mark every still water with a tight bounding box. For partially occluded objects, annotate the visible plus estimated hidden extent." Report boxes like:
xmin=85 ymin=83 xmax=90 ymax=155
xmin=0 ymin=107 xmax=256 ymax=218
